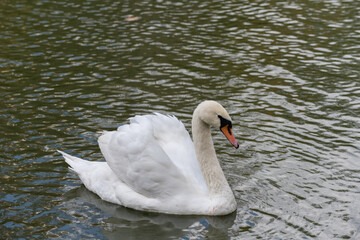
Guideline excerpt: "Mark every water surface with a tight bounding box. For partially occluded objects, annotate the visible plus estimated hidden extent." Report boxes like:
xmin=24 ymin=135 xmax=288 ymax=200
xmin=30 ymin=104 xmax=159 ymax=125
xmin=1 ymin=0 xmax=360 ymax=239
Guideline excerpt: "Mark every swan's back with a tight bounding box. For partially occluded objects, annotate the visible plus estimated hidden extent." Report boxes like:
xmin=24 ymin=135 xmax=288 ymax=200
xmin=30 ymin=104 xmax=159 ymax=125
xmin=98 ymin=113 xmax=208 ymax=199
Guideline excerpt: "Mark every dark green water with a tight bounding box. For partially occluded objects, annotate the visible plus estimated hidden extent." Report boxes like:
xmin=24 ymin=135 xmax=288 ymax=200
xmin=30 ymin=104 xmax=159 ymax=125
xmin=1 ymin=0 xmax=360 ymax=239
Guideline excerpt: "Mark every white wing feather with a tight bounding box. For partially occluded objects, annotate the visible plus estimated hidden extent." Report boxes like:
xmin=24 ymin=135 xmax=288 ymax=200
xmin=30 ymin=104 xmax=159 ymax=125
xmin=98 ymin=113 xmax=208 ymax=199
xmin=147 ymin=114 xmax=207 ymax=192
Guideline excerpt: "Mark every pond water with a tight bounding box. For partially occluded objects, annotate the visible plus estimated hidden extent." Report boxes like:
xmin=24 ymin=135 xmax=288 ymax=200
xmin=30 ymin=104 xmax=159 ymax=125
xmin=1 ymin=0 xmax=360 ymax=239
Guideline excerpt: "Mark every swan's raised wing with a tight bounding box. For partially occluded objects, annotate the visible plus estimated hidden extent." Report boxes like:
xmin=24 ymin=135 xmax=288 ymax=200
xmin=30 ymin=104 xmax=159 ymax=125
xmin=146 ymin=114 xmax=207 ymax=192
xmin=98 ymin=114 xmax=207 ymax=199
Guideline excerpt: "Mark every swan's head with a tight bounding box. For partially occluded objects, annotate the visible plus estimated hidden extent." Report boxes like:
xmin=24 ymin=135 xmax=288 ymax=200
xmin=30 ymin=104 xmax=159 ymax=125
xmin=194 ymin=100 xmax=239 ymax=149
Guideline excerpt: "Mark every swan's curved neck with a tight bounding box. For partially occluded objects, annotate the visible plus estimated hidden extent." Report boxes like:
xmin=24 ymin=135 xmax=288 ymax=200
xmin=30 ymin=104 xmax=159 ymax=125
xmin=192 ymin=114 xmax=232 ymax=196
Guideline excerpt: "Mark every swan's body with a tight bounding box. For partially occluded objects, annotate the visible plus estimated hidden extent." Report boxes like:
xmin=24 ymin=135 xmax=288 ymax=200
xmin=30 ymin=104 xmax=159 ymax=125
xmin=60 ymin=101 xmax=239 ymax=215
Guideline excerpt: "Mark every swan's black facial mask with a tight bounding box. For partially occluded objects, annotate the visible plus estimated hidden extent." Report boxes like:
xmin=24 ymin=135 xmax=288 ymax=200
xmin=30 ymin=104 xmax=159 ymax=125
xmin=218 ymin=115 xmax=239 ymax=149
xmin=218 ymin=115 xmax=232 ymax=129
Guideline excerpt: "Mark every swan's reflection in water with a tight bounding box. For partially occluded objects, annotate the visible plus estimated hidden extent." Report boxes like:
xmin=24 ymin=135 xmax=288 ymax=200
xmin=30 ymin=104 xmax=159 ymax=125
xmin=64 ymin=186 xmax=236 ymax=239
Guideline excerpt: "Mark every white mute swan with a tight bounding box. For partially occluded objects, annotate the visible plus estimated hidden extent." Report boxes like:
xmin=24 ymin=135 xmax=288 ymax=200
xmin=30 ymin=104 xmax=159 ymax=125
xmin=59 ymin=100 xmax=239 ymax=215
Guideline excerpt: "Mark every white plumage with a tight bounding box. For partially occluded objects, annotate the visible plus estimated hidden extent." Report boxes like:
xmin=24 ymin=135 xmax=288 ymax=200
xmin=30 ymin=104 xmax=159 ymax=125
xmin=60 ymin=100 xmax=238 ymax=215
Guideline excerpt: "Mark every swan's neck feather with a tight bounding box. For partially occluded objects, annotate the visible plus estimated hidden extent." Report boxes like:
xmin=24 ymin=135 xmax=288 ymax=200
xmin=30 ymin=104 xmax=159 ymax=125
xmin=192 ymin=112 xmax=232 ymax=196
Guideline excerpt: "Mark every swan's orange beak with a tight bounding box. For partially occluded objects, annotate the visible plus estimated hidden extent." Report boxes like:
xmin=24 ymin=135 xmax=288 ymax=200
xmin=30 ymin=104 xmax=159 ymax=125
xmin=221 ymin=125 xmax=239 ymax=149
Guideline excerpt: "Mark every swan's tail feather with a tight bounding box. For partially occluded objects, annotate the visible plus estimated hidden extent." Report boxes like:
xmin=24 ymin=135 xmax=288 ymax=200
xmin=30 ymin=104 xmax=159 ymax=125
xmin=58 ymin=150 xmax=91 ymax=174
